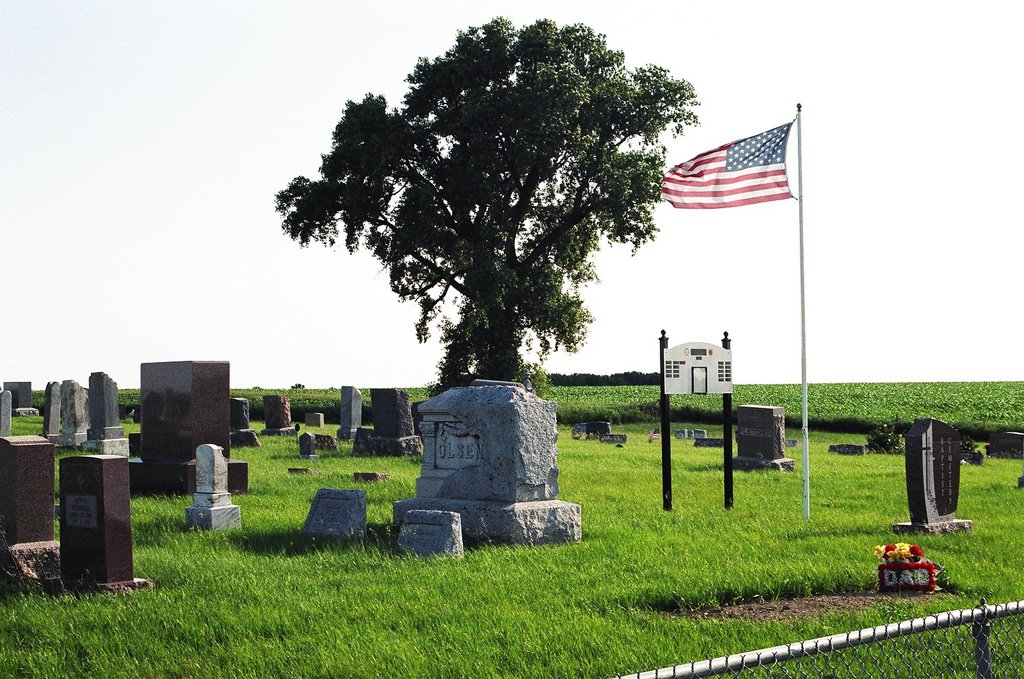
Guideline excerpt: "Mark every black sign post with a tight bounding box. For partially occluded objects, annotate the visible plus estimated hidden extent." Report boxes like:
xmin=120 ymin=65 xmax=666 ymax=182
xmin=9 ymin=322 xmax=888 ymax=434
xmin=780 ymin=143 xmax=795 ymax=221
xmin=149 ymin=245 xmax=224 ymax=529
xmin=722 ymin=331 xmax=733 ymax=509
xmin=659 ymin=330 xmax=672 ymax=511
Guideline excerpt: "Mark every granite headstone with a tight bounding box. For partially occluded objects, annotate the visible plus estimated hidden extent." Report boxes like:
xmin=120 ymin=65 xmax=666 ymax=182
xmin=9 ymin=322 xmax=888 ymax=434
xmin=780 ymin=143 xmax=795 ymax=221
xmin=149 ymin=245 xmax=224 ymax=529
xmin=0 ymin=436 xmax=60 ymax=580
xmin=352 ymin=389 xmax=421 ymax=456
xmin=989 ymin=432 xmax=1024 ymax=459
xmin=301 ymin=489 xmax=366 ymax=540
xmin=733 ymin=405 xmax=795 ymax=472
xmin=185 ymin=444 xmax=241 ymax=530
xmin=0 ymin=392 xmax=10 ymax=438
xmin=82 ymin=372 xmax=129 ymax=456
xmin=42 ymin=381 xmax=61 ymax=443
xmin=337 ymin=386 xmax=362 ymax=440
xmin=393 ymin=383 xmax=581 ymax=546
xmin=3 ymin=382 xmax=32 ymax=411
xmin=396 ymin=509 xmax=464 ymax=557
xmin=893 ymin=418 xmax=972 ymax=534
xmin=298 ymin=432 xmax=319 ymax=460
xmin=58 ymin=380 xmax=90 ymax=448
xmin=261 ymin=395 xmax=297 ymax=436
xmin=56 ymin=455 xmax=151 ymax=593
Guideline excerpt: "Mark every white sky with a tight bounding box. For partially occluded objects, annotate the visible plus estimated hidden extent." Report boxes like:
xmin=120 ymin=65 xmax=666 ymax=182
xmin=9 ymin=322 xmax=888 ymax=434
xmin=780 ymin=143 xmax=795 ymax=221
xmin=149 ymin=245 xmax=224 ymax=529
xmin=3 ymin=1 xmax=1021 ymax=390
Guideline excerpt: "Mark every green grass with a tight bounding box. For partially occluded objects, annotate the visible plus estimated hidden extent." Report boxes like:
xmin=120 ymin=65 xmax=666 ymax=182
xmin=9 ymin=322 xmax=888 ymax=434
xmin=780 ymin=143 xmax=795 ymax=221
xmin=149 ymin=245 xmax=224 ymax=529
xmin=2 ymin=411 xmax=1023 ymax=678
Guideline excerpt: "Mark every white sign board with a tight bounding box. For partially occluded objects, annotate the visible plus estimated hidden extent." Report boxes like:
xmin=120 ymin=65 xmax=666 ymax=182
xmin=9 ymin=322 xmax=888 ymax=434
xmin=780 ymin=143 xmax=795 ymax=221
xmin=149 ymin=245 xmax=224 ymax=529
xmin=663 ymin=342 xmax=732 ymax=395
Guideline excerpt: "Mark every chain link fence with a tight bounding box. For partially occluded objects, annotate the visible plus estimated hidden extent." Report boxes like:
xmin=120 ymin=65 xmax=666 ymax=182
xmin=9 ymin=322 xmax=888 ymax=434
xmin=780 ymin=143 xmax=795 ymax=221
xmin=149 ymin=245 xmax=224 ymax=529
xmin=612 ymin=599 xmax=1024 ymax=678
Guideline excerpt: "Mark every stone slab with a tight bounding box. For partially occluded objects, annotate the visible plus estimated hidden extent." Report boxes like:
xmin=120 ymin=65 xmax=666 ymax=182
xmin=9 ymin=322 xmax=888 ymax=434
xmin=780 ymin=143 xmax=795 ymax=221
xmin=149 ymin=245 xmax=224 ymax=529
xmin=185 ymin=504 xmax=241 ymax=530
xmin=44 ymin=577 xmax=153 ymax=595
xmin=694 ymin=438 xmax=725 ymax=447
xmin=396 ymin=509 xmax=464 ymax=557
xmin=599 ymin=434 xmax=627 ymax=444
xmin=304 ymin=413 xmax=325 ymax=427
xmin=81 ymin=438 xmax=130 ymax=456
xmin=140 ymin=361 xmax=230 ymax=461
xmin=732 ymin=455 xmax=796 ymax=472
xmin=0 ymin=540 xmax=60 ymax=581
xmin=230 ymin=429 xmax=260 ymax=447
xmin=353 ymin=472 xmax=391 ymax=483
xmin=301 ymin=489 xmax=366 ymax=540
xmin=393 ymin=497 xmax=581 ymax=546
xmin=829 ymin=444 xmax=866 ymax=455
xmin=3 ymin=382 xmax=32 ymax=410
xmin=892 ymin=519 xmax=973 ymax=535
xmin=13 ymin=408 xmax=39 ymax=417
xmin=352 ymin=431 xmax=422 ymax=456
xmin=260 ymin=427 xmax=297 ymax=437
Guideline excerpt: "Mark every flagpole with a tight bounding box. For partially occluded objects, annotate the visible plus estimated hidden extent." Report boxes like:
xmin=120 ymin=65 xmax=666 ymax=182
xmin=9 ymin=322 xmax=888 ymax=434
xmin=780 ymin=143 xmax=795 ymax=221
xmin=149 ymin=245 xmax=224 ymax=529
xmin=796 ymin=103 xmax=809 ymax=521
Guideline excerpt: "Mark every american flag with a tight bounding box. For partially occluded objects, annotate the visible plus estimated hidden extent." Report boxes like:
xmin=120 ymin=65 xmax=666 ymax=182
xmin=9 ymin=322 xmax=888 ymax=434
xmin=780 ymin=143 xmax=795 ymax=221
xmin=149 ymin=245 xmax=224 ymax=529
xmin=661 ymin=123 xmax=794 ymax=209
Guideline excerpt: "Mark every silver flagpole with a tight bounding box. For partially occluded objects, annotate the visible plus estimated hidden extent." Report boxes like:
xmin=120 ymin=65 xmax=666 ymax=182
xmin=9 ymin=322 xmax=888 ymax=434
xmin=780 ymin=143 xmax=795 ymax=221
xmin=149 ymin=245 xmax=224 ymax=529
xmin=796 ymin=103 xmax=809 ymax=521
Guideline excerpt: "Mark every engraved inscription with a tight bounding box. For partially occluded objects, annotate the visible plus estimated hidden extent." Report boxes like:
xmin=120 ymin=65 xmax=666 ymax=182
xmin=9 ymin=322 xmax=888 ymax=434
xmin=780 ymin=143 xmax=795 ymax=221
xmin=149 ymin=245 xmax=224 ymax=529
xmin=737 ymin=426 xmax=772 ymax=438
xmin=435 ymin=423 xmax=481 ymax=469
xmin=65 ymin=494 xmax=98 ymax=528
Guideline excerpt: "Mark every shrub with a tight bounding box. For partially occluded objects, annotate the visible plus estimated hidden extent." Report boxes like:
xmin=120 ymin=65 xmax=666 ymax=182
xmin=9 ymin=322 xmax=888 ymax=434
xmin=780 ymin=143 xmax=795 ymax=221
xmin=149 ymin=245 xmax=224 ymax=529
xmin=866 ymin=422 xmax=903 ymax=454
xmin=960 ymin=433 xmax=977 ymax=453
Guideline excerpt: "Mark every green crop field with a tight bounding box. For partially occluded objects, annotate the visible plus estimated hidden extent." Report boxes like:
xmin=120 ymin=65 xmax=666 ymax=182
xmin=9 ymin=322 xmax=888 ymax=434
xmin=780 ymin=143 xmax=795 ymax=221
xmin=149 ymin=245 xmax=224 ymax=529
xmin=4 ymin=384 xmax=1023 ymax=677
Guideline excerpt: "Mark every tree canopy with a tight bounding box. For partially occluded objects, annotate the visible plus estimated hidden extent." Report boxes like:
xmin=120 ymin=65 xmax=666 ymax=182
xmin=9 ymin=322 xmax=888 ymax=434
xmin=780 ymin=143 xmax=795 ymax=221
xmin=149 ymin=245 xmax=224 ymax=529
xmin=276 ymin=17 xmax=698 ymax=389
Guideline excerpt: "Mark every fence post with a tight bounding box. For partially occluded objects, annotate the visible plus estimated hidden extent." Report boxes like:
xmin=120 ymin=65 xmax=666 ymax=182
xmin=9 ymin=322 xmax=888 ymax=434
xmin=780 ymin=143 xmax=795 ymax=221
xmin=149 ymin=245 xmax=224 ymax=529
xmin=972 ymin=598 xmax=994 ymax=679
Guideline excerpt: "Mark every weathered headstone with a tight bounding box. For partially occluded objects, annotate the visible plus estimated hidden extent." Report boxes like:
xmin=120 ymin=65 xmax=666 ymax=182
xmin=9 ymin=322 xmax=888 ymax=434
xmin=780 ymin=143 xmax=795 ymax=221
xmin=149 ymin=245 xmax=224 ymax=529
xmin=353 ymin=472 xmax=390 ymax=483
xmin=3 ymin=382 xmax=34 ymax=413
xmin=185 ymin=444 xmax=241 ymax=530
xmin=893 ymin=418 xmax=972 ymax=534
xmin=133 ymin=361 xmax=247 ymax=495
xmin=733 ymin=405 xmax=795 ymax=472
xmin=0 ymin=436 xmax=60 ymax=580
xmin=82 ymin=372 xmax=129 ymax=456
xmin=301 ymin=489 xmax=366 ymax=540
xmin=261 ymin=395 xmax=297 ymax=436
xmin=396 ymin=509 xmax=464 ymax=557
xmin=304 ymin=412 xmax=325 ymax=428
xmin=42 ymin=382 xmax=61 ymax=443
xmin=599 ymin=434 xmax=628 ymax=444
xmin=314 ymin=434 xmax=337 ymax=451
xmin=829 ymin=443 xmax=866 ymax=455
xmin=352 ymin=389 xmax=422 ymax=456
xmin=337 ymin=386 xmax=362 ymax=440
xmin=54 ymin=455 xmax=151 ymax=593
xmin=573 ymin=421 xmax=612 ymax=439
xmin=58 ymin=380 xmax=90 ymax=448
xmin=694 ymin=438 xmax=725 ymax=448
xmin=229 ymin=397 xmax=259 ymax=448
xmin=298 ymin=432 xmax=319 ymax=460
xmin=0 ymin=391 xmax=10 ymax=437
xmin=989 ymin=432 xmax=1024 ymax=459
xmin=393 ymin=383 xmax=581 ymax=545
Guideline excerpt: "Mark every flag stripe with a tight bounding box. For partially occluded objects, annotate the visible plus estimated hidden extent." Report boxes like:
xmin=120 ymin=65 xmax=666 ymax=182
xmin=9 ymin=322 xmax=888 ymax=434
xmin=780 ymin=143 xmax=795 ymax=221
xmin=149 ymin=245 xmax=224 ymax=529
xmin=662 ymin=123 xmax=793 ymax=210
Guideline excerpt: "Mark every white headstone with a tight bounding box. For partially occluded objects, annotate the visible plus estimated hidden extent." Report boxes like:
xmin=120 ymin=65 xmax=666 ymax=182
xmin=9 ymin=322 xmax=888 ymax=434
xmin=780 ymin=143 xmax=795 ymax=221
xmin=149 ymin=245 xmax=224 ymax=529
xmin=185 ymin=444 xmax=240 ymax=530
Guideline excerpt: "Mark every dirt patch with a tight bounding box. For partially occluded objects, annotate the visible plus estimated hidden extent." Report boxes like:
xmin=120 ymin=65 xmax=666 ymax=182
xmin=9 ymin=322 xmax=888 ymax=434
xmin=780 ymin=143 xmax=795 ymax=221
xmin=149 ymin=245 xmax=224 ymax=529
xmin=682 ymin=591 xmax=947 ymax=623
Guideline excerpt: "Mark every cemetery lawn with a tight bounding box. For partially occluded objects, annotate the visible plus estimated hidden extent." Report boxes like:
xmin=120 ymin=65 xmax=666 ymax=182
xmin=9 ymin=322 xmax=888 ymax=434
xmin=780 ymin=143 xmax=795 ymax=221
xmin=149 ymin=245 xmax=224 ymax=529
xmin=3 ymin=416 xmax=1023 ymax=678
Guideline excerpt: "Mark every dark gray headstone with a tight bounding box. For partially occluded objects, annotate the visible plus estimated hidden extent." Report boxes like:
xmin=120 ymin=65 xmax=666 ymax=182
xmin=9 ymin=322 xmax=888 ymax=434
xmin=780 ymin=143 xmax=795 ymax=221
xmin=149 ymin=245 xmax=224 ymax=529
xmin=370 ymin=389 xmax=415 ymax=439
xmin=0 ymin=392 xmax=10 ymax=438
xmin=829 ymin=443 xmax=866 ymax=455
xmin=298 ymin=432 xmax=319 ymax=459
xmin=736 ymin=405 xmax=786 ymax=459
xmin=3 ymin=382 xmax=31 ymax=410
xmin=301 ymin=488 xmax=366 ymax=539
xmin=229 ymin=398 xmax=250 ymax=431
xmin=337 ymin=386 xmax=362 ymax=440
xmin=83 ymin=372 xmax=127 ymax=455
xmin=42 ymin=382 xmax=61 ymax=442
xmin=989 ymin=432 xmax=1024 ymax=459
xmin=894 ymin=418 xmax=972 ymax=534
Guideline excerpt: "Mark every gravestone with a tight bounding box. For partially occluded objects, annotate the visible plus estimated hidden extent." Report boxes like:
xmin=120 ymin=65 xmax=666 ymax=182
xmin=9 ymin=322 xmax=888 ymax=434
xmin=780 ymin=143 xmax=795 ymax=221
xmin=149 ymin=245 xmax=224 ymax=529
xmin=304 ymin=413 xmax=325 ymax=427
xmin=393 ymin=383 xmax=581 ymax=545
xmin=893 ymin=418 xmax=972 ymax=534
xmin=0 ymin=436 xmax=60 ymax=580
xmin=337 ymin=386 xmax=362 ymax=440
xmin=353 ymin=472 xmax=390 ymax=483
xmin=229 ymin=397 xmax=259 ymax=448
xmin=3 ymin=382 xmax=34 ymax=413
xmin=301 ymin=489 xmax=366 ymax=540
xmin=54 ymin=455 xmax=151 ymax=593
xmin=829 ymin=444 xmax=866 ymax=455
xmin=58 ymin=380 xmax=90 ymax=448
xmin=0 ymin=391 xmax=9 ymax=437
xmin=599 ymin=434 xmax=627 ymax=444
xmin=733 ymin=405 xmax=795 ymax=472
xmin=133 ymin=361 xmax=247 ymax=495
xmin=314 ymin=434 xmax=337 ymax=451
xmin=298 ymin=432 xmax=319 ymax=460
xmin=785 ymin=438 xmax=798 ymax=448
xmin=396 ymin=510 xmax=464 ymax=557
xmin=82 ymin=372 xmax=129 ymax=456
xmin=573 ymin=421 xmax=612 ymax=439
xmin=694 ymin=438 xmax=725 ymax=448
xmin=185 ymin=444 xmax=241 ymax=530
xmin=42 ymin=382 xmax=61 ymax=443
xmin=989 ymin=432 xmax=1024 ymax=459
xmin=261 ymin=395 xmax=297 ymax=436
xmin=352 ymin=389 xmax=422 ymax=456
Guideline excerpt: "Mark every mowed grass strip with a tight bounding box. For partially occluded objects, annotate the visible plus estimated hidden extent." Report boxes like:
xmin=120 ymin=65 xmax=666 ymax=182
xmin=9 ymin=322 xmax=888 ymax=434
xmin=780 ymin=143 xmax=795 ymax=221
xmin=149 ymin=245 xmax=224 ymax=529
xmin=2 ymin=415 xmax=1022 ymax=677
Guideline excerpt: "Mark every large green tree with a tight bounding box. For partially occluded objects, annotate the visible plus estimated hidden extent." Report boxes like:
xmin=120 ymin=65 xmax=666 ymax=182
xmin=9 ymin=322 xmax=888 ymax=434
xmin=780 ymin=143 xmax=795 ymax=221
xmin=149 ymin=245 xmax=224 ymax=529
xmin=276 ymin=18 xmax=698 ymax=389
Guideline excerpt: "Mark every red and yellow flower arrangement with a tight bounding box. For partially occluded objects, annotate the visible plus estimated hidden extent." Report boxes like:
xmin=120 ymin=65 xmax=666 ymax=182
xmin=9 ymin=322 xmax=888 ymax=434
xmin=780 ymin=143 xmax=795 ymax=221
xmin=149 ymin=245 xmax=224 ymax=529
xmin=874 ymin=542 xmax=939 ymax=592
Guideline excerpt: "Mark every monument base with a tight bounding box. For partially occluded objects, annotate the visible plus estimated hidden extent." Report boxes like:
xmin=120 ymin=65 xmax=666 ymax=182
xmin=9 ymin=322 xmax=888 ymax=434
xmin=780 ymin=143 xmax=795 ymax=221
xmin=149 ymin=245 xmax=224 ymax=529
xmin=353 ymin=433 xmax=422 ymax=456
xmin=0 ymin=540 xmax=61 ymax=581
xmin=260 ymin=427 xmax=297 ymax=437
xmin=185 ymin=504 xmax=241 ymax=530
xmin=298 ymin=453 xmax=320 ymax=461
xmin=892 ymin=519 xmax=973 ymax=535
xmin=13 ymin=408 xmax=39 ymax=417
xmin=44 ymin=577 xmax=153 ymax=595
xmin=81 ymin=438 xmax=130 ymax=456
xmin=337 ymin=427 xmax=358 ymax=441
xmin=45 ymin=434 xmax=61 ymax=445
xmin=129 ymin=457 xmax=248 ymax=495
xmin=58 ymin=432 xmax=87 ymax=448
xmin=230 ymin=429 xmax=261 ymax=447
xmin=393 ymin=498 xmax=581 ymax=546
xmin=732 ymin=456 xmax=796 ymax=472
